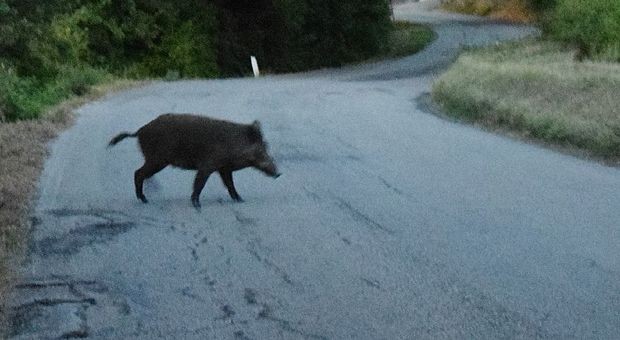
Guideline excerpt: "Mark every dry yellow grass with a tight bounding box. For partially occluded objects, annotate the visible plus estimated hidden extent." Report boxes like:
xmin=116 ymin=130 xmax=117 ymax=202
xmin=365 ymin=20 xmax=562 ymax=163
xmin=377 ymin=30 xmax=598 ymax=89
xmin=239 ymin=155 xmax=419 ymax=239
xmin=442 ymin=0 xmax=536 ymax=23
xmin=0 ymin=118 xmax=62 ymax=335
xmin=490 ymin=0 xmax=536 ymax=23
xmin=0 ymin=79 xmax=142 ymax=336
xmin=433 ymin=40 xmax=620 ymax=164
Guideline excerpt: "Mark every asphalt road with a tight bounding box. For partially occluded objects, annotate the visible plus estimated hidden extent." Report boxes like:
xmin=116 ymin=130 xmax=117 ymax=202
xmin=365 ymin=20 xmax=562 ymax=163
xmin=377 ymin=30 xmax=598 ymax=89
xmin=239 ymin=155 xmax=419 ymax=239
xmin=10 ymin=1 xmax=620 ymax=339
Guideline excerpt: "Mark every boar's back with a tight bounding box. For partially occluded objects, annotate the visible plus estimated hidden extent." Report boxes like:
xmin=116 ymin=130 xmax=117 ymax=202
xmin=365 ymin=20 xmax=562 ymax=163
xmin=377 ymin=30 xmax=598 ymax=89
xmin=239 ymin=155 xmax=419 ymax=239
xmin=137 ymin=113 xmax=250 ymax=170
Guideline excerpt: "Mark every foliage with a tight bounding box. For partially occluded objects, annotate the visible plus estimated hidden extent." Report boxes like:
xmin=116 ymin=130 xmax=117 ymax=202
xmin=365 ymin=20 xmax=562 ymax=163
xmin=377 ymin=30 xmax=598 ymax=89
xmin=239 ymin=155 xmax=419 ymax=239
xmin=134 ymin=17 xmax=219 ymax=78
xmin=0 ymin=65 xmax=108 ymax=121
xmin=0 ymin=0 xmax=395 ymax=120
xmin=300 ymin=0 xmax=392 ymax=67
xmin=216 ymin=0 xmax=392 ymax=75
xmin=548 ymin=0 xmax=620 ymax=61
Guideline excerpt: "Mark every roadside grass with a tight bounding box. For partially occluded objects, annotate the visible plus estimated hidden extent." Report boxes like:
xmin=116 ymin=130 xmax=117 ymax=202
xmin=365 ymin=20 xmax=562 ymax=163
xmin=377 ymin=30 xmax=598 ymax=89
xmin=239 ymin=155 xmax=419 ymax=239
xmin=432 ymin=40 xmax=620 ymax=164
xmin=0 ymin=79 xmax=141 ymax=335
xmin=0 ymin=118 xmax=60 ymax=334
xmin=385 ymin=21 xmax=436 ymax=59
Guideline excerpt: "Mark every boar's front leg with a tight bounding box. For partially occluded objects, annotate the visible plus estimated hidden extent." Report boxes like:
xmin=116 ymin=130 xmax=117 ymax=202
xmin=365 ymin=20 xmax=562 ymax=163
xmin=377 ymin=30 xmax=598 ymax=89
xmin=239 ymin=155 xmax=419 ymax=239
xmin=135 ymin=162 xmax=167 ymax=203
xmin=219 ymin=170 xmax=243 ymax=202
xmin=191 ymin=169 xmax=213 ymax=209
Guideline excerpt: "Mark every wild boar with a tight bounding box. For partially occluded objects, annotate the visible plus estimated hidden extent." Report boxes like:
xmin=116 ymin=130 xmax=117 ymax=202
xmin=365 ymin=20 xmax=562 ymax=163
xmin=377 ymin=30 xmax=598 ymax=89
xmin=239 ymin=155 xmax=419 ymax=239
xmin=108 ymin=113 xmax=280 ymax=208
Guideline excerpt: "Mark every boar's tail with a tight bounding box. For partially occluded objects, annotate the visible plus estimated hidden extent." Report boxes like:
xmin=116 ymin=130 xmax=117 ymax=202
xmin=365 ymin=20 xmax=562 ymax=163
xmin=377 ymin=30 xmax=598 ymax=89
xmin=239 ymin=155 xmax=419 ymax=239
xmin=108 ymin=132 xmax=137 ymax=148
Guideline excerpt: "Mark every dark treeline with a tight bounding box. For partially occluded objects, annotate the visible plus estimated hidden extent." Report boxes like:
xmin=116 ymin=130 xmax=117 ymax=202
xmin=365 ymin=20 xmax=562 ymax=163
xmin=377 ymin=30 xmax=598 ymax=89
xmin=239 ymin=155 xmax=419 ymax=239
xmin=0 ymin=0 xmax=391 ymax=79
xmin=0 ymin=0 xmax=390 ymax=120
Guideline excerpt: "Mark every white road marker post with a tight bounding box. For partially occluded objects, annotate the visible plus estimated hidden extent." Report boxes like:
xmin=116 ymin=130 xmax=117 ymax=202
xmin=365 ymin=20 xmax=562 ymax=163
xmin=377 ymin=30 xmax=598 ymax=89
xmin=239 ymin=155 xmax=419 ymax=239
xmin=251 ymin=56 xmax=260 ymax=77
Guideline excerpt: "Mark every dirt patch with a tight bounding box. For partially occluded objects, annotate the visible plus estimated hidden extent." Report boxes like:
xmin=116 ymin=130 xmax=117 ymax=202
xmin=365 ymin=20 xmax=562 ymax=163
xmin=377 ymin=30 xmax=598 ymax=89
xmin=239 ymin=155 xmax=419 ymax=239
xmin=0 ymin=117 xmax=66 ymax=334
xmin=0 ymin=80 xmax=142 ymax=337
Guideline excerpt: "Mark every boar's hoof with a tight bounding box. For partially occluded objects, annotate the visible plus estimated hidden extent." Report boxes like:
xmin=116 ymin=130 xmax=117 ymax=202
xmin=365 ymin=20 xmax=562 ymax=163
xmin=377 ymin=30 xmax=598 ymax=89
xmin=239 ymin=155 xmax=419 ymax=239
xmin=233 ymin=197 xmax=244 ymax=203
xmin=191 ymin=197 xmax=201 ymax=209
xmin=138 ymin=195 xmax=148 ymax=204
xmin=273 ymin=173 xmax=282 ymax=179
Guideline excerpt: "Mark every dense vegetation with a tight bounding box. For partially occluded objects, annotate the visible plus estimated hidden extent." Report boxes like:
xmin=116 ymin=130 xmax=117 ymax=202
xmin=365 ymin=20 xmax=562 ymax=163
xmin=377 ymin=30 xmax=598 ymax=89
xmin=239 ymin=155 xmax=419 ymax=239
xmin=442 ymin=0 xmax=619 ymax=60
xmin=0 ymin=0 xmax=392 ymax=121
xmin=547 ymin=0 xmax=620 ymax=61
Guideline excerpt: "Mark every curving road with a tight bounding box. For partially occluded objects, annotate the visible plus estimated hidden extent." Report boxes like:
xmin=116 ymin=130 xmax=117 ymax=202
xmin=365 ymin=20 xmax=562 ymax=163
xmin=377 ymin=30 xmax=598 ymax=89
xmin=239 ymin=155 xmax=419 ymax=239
xmin=10 ymin=1 xmax=620 ymax=339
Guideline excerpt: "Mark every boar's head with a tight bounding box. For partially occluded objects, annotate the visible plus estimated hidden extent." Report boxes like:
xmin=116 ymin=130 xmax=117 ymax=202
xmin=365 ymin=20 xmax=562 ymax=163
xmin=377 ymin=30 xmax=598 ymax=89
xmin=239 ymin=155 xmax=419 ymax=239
xmin=247 ymin=121 xmax=280 ymax=178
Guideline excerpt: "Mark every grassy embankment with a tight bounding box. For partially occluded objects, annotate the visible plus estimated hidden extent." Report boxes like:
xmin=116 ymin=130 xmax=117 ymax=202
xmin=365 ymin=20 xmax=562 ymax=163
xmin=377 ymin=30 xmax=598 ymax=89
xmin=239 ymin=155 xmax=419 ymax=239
xmin=435 ymin=0 xmax=619 ymax=164
xmin=433 ymin=40 xmax=620 ymax=164
xmin=0 ymin=21 xmax=434 ymax=335
xmin=385 ymin=21 xmax=436 ymax=59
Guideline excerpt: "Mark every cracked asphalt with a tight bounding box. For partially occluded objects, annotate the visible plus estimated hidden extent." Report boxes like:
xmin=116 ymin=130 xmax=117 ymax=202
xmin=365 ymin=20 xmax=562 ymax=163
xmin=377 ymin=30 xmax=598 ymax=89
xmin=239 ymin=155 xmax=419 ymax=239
xmin=9 ymin=1 xmax=620 ymax=339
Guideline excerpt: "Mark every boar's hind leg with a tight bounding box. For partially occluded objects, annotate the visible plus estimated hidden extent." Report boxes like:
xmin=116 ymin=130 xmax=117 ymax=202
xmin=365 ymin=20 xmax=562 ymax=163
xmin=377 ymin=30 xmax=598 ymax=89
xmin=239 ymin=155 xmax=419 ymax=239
xmin=191 ymin=170 xmax=213 ymax=209
xmin=134 ymin=162 xmax=167 ymax=203
xmin=219 ymin=170 xmax=243 ymax=202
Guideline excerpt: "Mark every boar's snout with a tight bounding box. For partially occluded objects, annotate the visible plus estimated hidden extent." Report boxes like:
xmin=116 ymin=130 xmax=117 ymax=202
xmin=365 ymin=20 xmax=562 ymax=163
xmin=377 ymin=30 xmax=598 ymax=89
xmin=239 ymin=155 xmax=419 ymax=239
xmin=252 ymin=147 xmax=280 ymax=178
xmin=247 ymin=122 xmax=280 ymax=178
xmin=257 ymin=158 xmax=280 ymax=178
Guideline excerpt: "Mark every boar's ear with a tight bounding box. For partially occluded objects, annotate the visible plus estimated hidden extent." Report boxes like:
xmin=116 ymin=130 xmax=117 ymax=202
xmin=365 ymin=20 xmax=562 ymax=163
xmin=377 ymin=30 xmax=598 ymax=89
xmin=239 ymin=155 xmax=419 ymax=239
xmin=247 ymin=120 xmax=263 ymax=143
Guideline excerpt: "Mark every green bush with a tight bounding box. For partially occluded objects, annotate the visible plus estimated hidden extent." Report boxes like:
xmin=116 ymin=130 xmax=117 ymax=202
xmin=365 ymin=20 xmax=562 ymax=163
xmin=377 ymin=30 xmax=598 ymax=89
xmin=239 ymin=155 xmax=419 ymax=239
xmin=387 ymin=22 xmax=436 ymax=59
xmin=0 ymin=66 xmax=108 ymax=121
xmin=54 ymin=65 xmax=108 ymax=96
xmin=299 ymin=0 xmax=392 ymax=68
xmin=549 ymin=0 xmax=620 ymax=61
xmin=138 ymin=18 xmax=218 ymax=78
xmin=0 ymin=72 xmax=49 ymax=121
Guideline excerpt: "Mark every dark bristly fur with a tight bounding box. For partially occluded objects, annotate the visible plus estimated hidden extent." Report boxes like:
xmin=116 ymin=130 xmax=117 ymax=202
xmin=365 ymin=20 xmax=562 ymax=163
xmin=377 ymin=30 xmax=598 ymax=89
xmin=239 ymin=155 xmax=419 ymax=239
xmin=108 ymin=113 xmax=280 ymax=208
